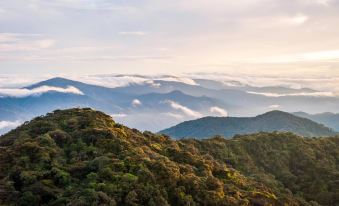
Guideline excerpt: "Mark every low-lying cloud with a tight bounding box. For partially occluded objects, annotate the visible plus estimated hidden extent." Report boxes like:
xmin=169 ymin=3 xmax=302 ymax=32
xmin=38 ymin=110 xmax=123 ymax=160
xmin=0 ymin=85 xmax=84 ymax=98
xmin=78 ymin=75 xmax=197 ymax=89
xmin=132 ymin=99 xmax=142 ymax=107
xmin=164 ymin=100 xmax=202 ymax=118
xmin=111 ymin=113 xmax=128 ymax=118
xmin=247 ymin=91 xmax=335 ymax=97
xmin=269 ymin=104 xmax=281 ymax=109
xmin=0 ymin=120 xmax=21 ymax=130
xmin=209 ymin=107 xmax=228 ymax=117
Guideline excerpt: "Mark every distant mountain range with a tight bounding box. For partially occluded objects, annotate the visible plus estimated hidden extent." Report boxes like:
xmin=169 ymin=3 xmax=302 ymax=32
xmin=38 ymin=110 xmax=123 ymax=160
xmin=1 ymin=76 xmax=339 ymax=134
xmin=159 ymin=110 xmax=337 ymax=138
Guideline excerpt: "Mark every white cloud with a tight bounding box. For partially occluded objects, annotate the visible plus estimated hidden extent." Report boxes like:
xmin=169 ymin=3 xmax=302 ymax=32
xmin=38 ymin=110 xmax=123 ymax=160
xmin=74 ymin=75 xmax=197 ymax=89
xmin=302 ymin=0 xmax=332 ymax=6
xmin=0 ymin=33 xmax=41 ymax=42
xmin=269 ymin=104 xmax=281 ymax=109
xmin=209 ymin=107 xmax=228 ymax=116
xmin=0 ymin=120 xmax=21 ymax=130
xmin=164 ymin=100 xmax=202 ymax=118
xmin=111 ymin=113 xmax=128 ymax=118
xmin=243 ymin=50 xmax=339 ymax=64
xmin=155 ymin=76 xmax=198 ymax=85
xmin=132 ymin=99 xmax=142 ymax=107
xmin=36 ymin=39 xmax=55 ymax=49
xmin=280 ymin=14 xmax=309 ymax=25
xmin=0 ymin=85 xmax=83 ymax=98
xmin=45 ymin=0 xmax=137 ymax=11
xmin=2 ymin=0 xmax=339 ymax=76
xmin=161 ymin=112 xmax=184 ymax=120
xmin=0 ymin=74 xmax=48 ymax=87
xmin=247 ymin=91 xmax=335 ymax=97
xmin=186 ymin=73 xmax=339 ymax=95
xmin=3 ymin=73 xmax=339 ymax=98
xmin=78 ymin=75 xmax=150 ymax=88
xmin=0 ymin=33 xmax=55 ymax=52
xmin=118 ymin=31 xmax=148 ymax=36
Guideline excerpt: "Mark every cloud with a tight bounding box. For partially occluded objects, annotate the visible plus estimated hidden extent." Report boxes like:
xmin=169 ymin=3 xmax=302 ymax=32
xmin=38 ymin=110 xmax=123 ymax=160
xmin=247 ymin=50 xmax=339 ymax=64
xmin=155 ymin=76 xmax=198 ymax=85
xmin=269 ymin=104 xmax=281 ymax=109
xmin=303 ymin=0 xmax=332 ymax=6
xmin=186 ymin=72 xmax=339 ymax=95
xmin=132 ymin=99 xmax=142 ymax=107
xmin=279 ymin=14 xmax=309 ymax=25
xmin=36 ymin=39 xmax=55 ymax=49
xmin=0 ymin=85 xmax=83 ymax=98
xmin=0 ymin=33 xmax=55 ymax=52
xmin=79 ymin=75 xmax=150 ymax=88
xmin=3 ymin=73 xmax=339 ymax=98
xmin=161 ymin=112 xmax=184 ymax=120
xmin=45 ymin=0 xmax=137 ymax=11
xmin=2 ymin=0 xmax=339 ymax=76
xmin=247 ymin=91 xmax=335 ymax=97
xmin=0 ymin=33 xmax=41 ymax=42
xmin=0 ymin=74 xmax=48 ymax=87
xmin=118 ymin=31 xmax=148 ymax=36
xmin=164 ymin=100 xmax=202 ymax=118
xmin=209 ymin=107 xmax=228 ymax=116
xmin=73 ymin=75 xmax=197 ymax=89
xmin=0 ymin=120 xmax=21 ymax=130
xmin=316 ymin=0 xmax=331 ymax=6
xmin=111 ymin=113 xmax=128 ymax=118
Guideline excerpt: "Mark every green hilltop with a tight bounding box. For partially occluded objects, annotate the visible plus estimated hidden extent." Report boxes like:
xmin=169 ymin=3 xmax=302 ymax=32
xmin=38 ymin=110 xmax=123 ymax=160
xmin=160 ymin=110 xmax=337 ymax=139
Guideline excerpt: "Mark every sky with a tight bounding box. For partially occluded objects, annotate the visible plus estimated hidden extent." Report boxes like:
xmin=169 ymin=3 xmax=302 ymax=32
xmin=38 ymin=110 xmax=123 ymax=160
xmin=1 ymin=0 xmax=339 ymax=77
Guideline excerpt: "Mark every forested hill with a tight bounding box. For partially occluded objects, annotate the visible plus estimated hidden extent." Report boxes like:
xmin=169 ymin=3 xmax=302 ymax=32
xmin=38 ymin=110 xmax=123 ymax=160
xmin=183 ymin=133 xmax=339 ymax=206
xmin=0 ymin=108 xmax=301 ymax=206
xmin=160 ymin=110 xmax=337 ymax=139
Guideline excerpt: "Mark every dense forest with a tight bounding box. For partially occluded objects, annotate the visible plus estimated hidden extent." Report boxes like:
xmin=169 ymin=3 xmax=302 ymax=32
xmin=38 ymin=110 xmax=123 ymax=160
xmin=0 ymin=108 xmax=338 ymax=205
xmin=183 ymin=133 xmax=339 ymax=205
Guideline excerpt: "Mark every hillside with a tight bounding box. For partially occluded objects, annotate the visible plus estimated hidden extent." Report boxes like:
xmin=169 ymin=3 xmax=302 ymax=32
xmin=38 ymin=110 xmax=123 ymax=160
xmin=160 ymin=111 xmax=337 ymax=139
xmin=183 ymin=133 xmax=339 ymax=205
xmin=294 ymin=112 xmax=339 ymax=132
xmin=0 ymin=108 xmax=303 ymax=206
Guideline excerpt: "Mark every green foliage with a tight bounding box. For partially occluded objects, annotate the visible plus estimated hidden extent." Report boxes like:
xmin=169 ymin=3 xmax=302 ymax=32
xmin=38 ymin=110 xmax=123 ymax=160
xmin=185 ymin=132 xmax=339 ymax=205
xmin=0 ymin=108 xmax=335 ymax=206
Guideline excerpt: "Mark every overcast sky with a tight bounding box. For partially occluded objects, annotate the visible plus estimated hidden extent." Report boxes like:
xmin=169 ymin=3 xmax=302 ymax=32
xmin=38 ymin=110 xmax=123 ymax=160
xmin=1 ymin=0 xmax=339 ymax=77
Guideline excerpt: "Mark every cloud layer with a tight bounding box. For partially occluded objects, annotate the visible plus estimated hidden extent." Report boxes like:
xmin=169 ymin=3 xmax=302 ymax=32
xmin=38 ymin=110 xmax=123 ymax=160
xmin=0 ymin=85 xmax=83 ymax=98
xmin=3 ymin=73 xmax=339 ymax=96
xmin=246 ymin=91 xmax=335 ymax=97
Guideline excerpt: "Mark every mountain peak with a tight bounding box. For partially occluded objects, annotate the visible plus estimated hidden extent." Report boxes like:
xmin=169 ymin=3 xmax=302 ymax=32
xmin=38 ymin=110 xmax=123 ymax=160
xmin=257 ymin=110 xmax=292 ymax=117
xmin=160 ymin=110 xmax=337 ymax=139
xmin=3 ymin=108 xmax=117 ymax=139
xmin=26 ymin=77 xmax=83 ymax=89
xmin=168 ymin=90 xmax=186 ymax=95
